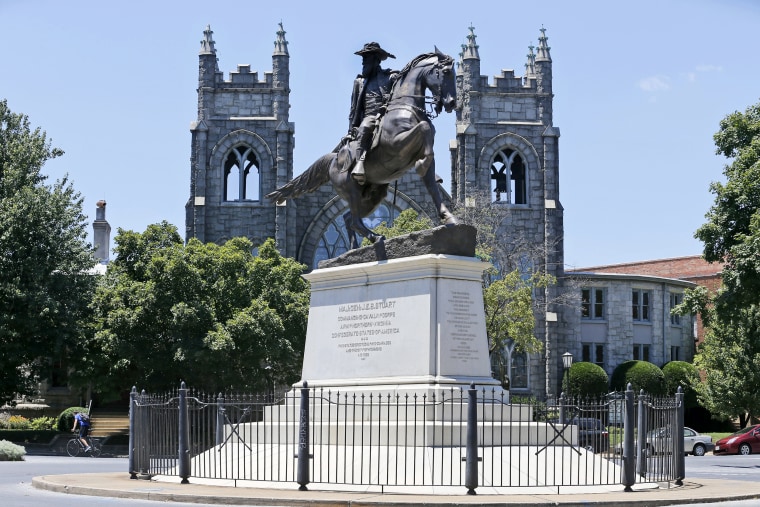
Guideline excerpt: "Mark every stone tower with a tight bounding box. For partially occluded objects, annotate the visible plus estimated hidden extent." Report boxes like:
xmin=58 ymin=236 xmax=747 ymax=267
xmin=92 ymin=199 xmax=111 ymax=263
xmin=185 ymin=24 xmax=296 ymax=256
xmin=453 ymin=26 xmax=566 ymax=399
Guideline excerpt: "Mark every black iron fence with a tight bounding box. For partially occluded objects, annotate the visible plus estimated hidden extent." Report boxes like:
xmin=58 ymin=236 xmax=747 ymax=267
xmin=128 ymin=382 xmax=685 ymax=494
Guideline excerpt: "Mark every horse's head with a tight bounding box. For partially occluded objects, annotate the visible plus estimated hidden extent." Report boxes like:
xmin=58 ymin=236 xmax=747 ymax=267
xmin=428 ymin=49 xmax=457 ymax=114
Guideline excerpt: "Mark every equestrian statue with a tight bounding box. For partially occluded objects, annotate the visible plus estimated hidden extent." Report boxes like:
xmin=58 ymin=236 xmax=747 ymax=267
xmin=266 ymin=44 xmax=459 ymax=249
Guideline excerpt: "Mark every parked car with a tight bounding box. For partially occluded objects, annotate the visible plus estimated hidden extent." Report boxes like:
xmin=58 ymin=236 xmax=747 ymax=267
xmin=714 ymin=424 xmax=760 ymax=455
xmin=647 ymin=426 xmax=714 ymax=456
xmin=570 ymin=417 xmax=609 ymax=453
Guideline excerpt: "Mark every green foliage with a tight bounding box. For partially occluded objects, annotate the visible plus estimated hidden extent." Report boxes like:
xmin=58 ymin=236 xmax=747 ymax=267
xmin=0 ymin=100 xmax=96 ymax=403
xmin=562 ymin=361 xmax=609 ymax=398
xmin=28 ymin=416 xmax=56 ymax=430
xmin=662 ymin=360 xmax=700 ymax=408
xmin=360 ymin=208 xmax=433 ymax=246
xmin=610 ymin=360 xmax=666 ymax=395
xmin=0 ymin=414 xmax=31 ymax=429
xmin=56 ymin=406 xmax=88 ymax=432
xmin=85 ymin=229 xmax=310 ymax=396
xmin=484 ymin=269 xmax=554 ymax=355
xmin=686 ymin=100 xmax=760 ymax=425
xmin=693 ymin=304 xmax=760 ymax=426
xmin=0 ymin=440 xmax=26 ymax=461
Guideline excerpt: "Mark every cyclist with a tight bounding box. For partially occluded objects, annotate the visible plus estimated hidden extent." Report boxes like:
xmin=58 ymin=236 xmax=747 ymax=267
xmin=71 ymin=411 xmax=92 ymax=452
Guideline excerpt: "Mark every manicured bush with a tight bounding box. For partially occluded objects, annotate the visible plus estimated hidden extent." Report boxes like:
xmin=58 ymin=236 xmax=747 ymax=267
xmin=562 ymin=361 xmax=609 ymax=398
xmin=56 ymin=407 xmax=89 ymax=432
xmin=610 ymin=360 xmax=666 ymax=395
xmin=663 ymin=360 xmax=699 ymax=402
xmin=0 ymin=440 xmax=26 ymax=461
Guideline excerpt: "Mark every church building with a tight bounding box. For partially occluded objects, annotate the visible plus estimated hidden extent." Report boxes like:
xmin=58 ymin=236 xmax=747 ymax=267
xmin=185 ymin=24 xmax=697 ymax=401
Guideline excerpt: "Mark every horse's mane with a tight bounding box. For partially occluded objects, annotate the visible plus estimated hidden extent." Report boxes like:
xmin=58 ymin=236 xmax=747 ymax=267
xmin=396 ymin=52 xmax=453 ymax=80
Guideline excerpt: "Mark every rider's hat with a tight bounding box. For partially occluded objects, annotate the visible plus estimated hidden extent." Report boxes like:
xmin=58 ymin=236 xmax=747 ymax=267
xmin=355 ymin=42 xmax=396 ymax=60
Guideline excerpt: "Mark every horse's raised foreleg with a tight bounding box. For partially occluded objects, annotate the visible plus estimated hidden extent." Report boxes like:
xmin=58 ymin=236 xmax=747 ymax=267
xmin=422 ymin=158 xmax=458 ymax=225
xmin=343 ymin=205 xmax=384 ymax=249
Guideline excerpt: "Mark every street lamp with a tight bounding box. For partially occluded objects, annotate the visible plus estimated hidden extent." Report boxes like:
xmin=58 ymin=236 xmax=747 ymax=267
xmin=561 ymin=351 xmax=573 ymax=395
xmin=562 ymin=351 xmax=573 ymax=371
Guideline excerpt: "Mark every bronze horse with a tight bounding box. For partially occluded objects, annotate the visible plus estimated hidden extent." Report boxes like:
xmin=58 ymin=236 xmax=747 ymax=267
xmin=266 ymin=50 xmax=459 ymax=249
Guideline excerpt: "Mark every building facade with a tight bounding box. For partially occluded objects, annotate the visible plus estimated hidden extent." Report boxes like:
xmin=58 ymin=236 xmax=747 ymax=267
xmin=185 ymin=24 xmax=698 ymax=400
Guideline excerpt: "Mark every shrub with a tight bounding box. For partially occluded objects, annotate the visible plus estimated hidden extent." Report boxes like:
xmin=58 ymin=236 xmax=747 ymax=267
xmin=562 ymin=361 xmax=609 ymax=398
xmin=610 ymin=360 xmax=666 ymax=395
xmin=56 ymin=407 xmax=89 ymax=432
xmin=662 ymin=361 xmax=700 ymax=408
xmin=0 ymin=415 xmax=31 ymax=430
xmin=29 ymin=416 xmax=57 ymax=431
xmin=0 ymin=440 xmax=26 ymax=461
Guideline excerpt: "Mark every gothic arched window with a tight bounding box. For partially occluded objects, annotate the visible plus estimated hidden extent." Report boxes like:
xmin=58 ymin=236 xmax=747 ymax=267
xmin=490 ymin=148 xmax=526 ymax=205
xmin=312 ymin=203 xmax=395 ymax=269
xmin=224 ymin=146 xmax=260 ymax=201
xmin=490 ymin=342 xmax=529 ymax=390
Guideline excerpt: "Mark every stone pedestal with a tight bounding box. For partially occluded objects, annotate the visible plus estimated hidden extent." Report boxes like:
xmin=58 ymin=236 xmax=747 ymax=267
xmin=298 ymin=253 xmax=503 ymax=397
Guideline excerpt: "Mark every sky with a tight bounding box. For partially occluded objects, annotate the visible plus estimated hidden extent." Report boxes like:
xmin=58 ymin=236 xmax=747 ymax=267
xmin=2 ymin=0 xmax=758 ymax=269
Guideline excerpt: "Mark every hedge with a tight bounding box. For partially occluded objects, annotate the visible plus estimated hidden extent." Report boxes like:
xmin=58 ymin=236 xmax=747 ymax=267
xmin=610 ymin=360 xmax=666 ymax=395
xmin=562 ymin=361 xmax=609 ymax=398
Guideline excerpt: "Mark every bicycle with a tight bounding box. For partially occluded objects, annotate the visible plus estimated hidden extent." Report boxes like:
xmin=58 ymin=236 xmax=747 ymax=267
xmin=66 ymin=435 xmax=102 ymax=457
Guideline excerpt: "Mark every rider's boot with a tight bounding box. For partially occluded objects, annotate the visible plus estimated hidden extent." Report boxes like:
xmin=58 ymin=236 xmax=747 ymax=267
xmin=352 ymin=148 xmax=367 ymax=185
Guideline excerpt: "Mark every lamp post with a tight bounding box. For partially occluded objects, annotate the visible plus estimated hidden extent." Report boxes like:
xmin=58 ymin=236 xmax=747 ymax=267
xmin=561 ymin=351 xmax=573 ymax=395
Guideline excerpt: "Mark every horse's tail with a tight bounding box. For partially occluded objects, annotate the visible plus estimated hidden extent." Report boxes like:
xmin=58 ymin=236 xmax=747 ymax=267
xmin=265 ymin=153 xmax=335 ymax=204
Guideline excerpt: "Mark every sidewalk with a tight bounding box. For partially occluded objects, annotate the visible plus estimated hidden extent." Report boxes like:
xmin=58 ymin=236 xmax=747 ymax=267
xmin=32 ymin=472 xmax=760 ymax=506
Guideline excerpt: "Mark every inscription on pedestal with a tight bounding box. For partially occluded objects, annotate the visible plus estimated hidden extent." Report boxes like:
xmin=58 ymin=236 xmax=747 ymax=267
xmin=331 ymin=299 xmax=400 ymax=361
xmin=446 ymin=290 xmax=479 ymax=363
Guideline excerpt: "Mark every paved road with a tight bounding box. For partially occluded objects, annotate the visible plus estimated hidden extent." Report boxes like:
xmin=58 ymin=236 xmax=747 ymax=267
xmin=5 ymin=453 xmax=760 ymax=506
xmin=684 ymin=453 xmax=760 ymax=482
xmin=0 ymin=456 xmax=225 ymax=507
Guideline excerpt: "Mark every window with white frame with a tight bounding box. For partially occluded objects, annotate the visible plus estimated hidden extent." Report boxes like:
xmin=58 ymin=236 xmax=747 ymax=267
xmin=632 ymin=290 xmax=651 ymax=322
xmin=581 ymin=288 xmax=605 ymax=320
xmin=633 ymin=344 xmax=650 ymax=361
xmin=670 ymin=293 xmax=682 ymax=325
xmin=581 ymin=343 xmax=605 ymax=368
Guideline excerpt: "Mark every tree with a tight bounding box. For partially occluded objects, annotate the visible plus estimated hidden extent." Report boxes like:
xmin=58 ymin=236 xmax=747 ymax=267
xmin=676 ymin=100 xmax=760 ymax=426
xmin=692 ymin=306 xmax=760 ymax=427
xmin=0 ymin=100 xmax=96 ymax=403
xmin=361 ymin=208 xmax=432 ymax=245
xmin=83 ymin=225 xmax=310 ymax=397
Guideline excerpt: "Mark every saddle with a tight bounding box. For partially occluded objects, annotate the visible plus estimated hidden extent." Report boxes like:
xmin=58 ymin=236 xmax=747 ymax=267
xmin=337 ymin=117 xmax=385 ymax=174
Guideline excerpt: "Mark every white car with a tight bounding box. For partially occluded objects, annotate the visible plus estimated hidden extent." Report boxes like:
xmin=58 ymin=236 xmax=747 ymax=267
xmin=647 ymin=426 xmax=715 ymax=456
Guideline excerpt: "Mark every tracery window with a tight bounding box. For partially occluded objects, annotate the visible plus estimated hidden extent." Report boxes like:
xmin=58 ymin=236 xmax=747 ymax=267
xmin=224 ymin=145 xmax=260 ymax=201
xmin=490 ymin=342 xmax=529 ymax=390
xmin=312 ymin=203 xmax=396 ymax=269
xmin=490 ymin=148 xmax=526 ymax=204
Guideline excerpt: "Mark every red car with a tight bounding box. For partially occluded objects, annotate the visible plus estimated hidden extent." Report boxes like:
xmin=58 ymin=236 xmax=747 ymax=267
xmin=714 ymin=424 xmax=760 ymax=455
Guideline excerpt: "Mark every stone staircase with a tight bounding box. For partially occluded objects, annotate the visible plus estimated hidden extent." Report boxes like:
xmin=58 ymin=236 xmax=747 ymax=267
xmin=90 ymin=411 xmax=129 ymax=437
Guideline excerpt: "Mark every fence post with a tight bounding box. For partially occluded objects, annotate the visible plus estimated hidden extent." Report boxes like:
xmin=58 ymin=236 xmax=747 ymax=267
xmin=216 ymin=393 xmax=224 ymax=447
xmin=636 ymin=389 xmax=648 ymax=479
xmin=137 ymin=389 xmax=150 ymax=475
xmin=622 ymin=383 xmax=635 ymax=491
xmin=297 ymin=381 xmax=310 ymax=491
xmin=675 ymin=386 xmax=685 ymax=485
xmin=464 ymin=383 xmax=479 ymax=495
xmin=178 ymin=381 xmax=191 ymax=484
xmin=128 ymin=386 xmax=137 ymax=479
